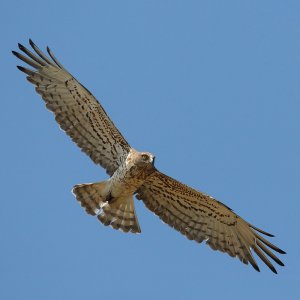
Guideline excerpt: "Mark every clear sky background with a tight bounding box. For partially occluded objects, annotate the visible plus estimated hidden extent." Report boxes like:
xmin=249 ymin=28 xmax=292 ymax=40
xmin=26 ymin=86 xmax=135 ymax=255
xmin=1 ymin=1 xmax=299 ymax=299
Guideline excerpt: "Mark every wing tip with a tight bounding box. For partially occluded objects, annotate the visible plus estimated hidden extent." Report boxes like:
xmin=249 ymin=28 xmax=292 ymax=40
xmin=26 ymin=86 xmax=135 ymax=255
xmin=251 ymin=263 xmax=260 ymax=273
xmin=11 ymin=50 xmax=19 ymax=58
xmin=29 ymin=38 xmax=35 ymax=47
xmin=277 ymin=260 xmax=285 ymax=267
xmin=18 ymin=43 xmax=26 ymax=52
xmin=250 ymin=224 xmax=274 ymax=237
xmin=270 ymin=266 xmax=278 ymax=274
xmin=16 ymin=65 xmax=25 ymax=72
xmin=277 ymin=248 xmax=286 ymax=255
xmin=266 ymin=233 xmax=275 ymax=238
xmin=46 ymin=46 xmax=52 ymax=58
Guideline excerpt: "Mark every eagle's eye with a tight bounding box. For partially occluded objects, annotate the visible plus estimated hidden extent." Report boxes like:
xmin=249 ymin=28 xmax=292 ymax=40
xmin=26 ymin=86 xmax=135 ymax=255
xmin=141 ymin=154 xmax=149 ymax=161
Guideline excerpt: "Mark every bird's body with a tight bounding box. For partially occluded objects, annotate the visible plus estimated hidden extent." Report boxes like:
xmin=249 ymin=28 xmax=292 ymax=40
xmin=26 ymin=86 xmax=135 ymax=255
xmin=73 ymin=149 xmax=156 ymax=233
xmin=100 ymin=149 xmax=155 ymax=200
xmin=13 ymin=40 xmax=286 ymax=273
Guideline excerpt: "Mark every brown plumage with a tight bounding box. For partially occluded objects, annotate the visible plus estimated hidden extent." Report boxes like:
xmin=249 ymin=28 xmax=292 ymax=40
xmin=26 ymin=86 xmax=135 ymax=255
xmin=13 ymin=40 xmax=285 ymax=273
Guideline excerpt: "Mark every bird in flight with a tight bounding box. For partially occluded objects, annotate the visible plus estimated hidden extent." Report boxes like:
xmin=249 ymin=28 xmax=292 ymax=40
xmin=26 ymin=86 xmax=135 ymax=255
xmin=13 ymin=40 xmax=285 ymax=273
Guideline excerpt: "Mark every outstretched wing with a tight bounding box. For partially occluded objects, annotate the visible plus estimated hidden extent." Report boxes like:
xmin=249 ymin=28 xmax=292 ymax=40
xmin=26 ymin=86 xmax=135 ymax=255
xmin=13 ymin=40 xmax=131 ymax=176
xmin=136 ymin=171 xmax=285 ymax=273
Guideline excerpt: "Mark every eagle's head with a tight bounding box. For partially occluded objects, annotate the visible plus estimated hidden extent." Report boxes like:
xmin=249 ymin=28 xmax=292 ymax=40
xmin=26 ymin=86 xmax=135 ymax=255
xmin=137 ymin=152 xmax=155 ymax=166
xmin=126 ymin=149 xmax=156 ymax=171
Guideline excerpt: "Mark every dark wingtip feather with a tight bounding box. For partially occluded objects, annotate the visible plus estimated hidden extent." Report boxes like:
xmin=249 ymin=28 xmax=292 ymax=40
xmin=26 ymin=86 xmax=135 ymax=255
xmin=270 ymin=266 xmax=278 ymax=274
xmin=270 ymin=267 xmax=277 ymax=274
xmin=29 ymin=38 xmax=35 ymax=47
xmin=16 ymin=65 xmax=35 ymax=76
xmin=277 ymin=248 xmax=286 ymax=255
xmin=46 ymin=45 xmax=64 ymax=68
xmin=12 ymin=50 xmax=19 ymax=57
xmin=251 ymin=224 xmax=274 ymax=237
xmin=267 ymin=262 xmax=278 ymax=274
xmin=252 ymin=263 xmax=260 ymax=272
xmin=256 ymin=239 xmax=285 ymax=267
xmin=18 ymin=43 xmax=25 ymax=51
xmin=277 ymin=260 xmax=285 ymax=267
xmin=247 ymin=256 xmax=260 ymax=272
xmin=265 ymin=233 xmax=274 ymax=237
xmin=16 ymin=65 xmax=25 ymax=72
xmin=46 ymin=46 xmax=53 ymax=59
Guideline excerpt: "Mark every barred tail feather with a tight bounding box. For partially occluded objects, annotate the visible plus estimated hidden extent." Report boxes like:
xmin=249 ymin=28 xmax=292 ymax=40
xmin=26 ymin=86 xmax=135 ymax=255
xmin=72 ymin=182 xmax=141 ymax=233
xmin=72 ymin=182 xmax=107 ymax=216
xmin=99 ymin=196 xmax=141 ymax=233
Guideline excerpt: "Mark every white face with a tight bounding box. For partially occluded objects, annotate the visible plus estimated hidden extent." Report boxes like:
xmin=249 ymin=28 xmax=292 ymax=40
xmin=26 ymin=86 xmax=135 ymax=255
xmin=126 ymin=150 xmax=155 ymax=168
xmin=138 ymin=152 xmax=155 ymax=165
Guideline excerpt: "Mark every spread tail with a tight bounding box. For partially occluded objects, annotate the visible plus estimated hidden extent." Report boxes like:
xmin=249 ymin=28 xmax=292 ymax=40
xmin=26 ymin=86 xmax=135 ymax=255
xmin=72 ymin=182 xmax=141 ymax=233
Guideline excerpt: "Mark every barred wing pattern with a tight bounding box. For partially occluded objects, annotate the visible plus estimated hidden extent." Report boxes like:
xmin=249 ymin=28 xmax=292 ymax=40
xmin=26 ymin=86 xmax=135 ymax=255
xmin=13 ymin=40 xmax=130 ymax=175
xmin=137 ymin=171 xmax=285 ymax=273
xmin=13 ymin=40 xmax=285 ymax=273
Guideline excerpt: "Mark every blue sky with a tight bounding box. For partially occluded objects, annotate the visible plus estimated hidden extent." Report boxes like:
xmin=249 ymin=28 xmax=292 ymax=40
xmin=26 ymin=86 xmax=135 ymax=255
xmin=1 ymin=1 xmax=299 ymax=299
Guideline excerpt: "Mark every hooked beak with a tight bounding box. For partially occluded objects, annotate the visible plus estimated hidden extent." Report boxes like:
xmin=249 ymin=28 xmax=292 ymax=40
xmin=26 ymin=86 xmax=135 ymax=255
xmin=151 ymin=156 xmax=156 ymax=165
